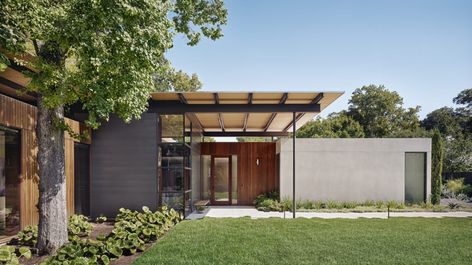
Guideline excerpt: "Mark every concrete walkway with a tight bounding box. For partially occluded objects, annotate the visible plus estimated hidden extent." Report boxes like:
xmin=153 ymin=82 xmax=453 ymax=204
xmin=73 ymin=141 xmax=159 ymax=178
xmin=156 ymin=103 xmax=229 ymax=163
xmin=187 ymin=206 xmax=472 ymax=220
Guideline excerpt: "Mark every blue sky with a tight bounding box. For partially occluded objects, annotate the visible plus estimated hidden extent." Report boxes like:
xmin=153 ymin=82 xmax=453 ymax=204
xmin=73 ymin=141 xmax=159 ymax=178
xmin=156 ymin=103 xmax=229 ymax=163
xmin=167 ymin=0 xmax=472 ymax=118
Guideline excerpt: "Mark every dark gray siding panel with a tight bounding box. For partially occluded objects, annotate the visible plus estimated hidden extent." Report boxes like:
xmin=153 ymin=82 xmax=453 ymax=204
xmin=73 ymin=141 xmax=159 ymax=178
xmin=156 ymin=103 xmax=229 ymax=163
xmin=91 ymin=114 xmax=157 ymax=218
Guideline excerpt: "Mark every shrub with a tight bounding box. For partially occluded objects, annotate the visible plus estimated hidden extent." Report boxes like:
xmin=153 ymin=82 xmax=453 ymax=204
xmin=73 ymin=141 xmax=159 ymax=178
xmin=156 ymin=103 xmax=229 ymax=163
xmin=441 ymin=184 xmax=455 ymax=199
xmin=258 ymin=199 xmax=280 ymax=212
xmin=363 ymin=200 xmax=375 ymax=207
xmin=16 ymin=225 xmax=38 ymax=247
xmin=254 ymin=191 xmax=282 ymax=211
xmin=462 ymin=185 xmax=472 ymax=198
xmin=431 ymin=129 xmax=444 ymax=204
xmin=280 ymin=198 xmax=293 ymax=211
xmin=447 ymin=178 xmax=466 ymax=194
xmin=253 ymin=191 xmax=279 ymax=206
xmin=0 ymin=245 xmax=31 ymax=264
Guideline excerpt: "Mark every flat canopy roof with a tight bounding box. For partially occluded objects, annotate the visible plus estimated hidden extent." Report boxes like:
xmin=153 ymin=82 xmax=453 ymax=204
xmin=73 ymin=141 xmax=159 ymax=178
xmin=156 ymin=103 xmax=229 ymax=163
xmin=150 ymin=91 xmax=343 ymax=137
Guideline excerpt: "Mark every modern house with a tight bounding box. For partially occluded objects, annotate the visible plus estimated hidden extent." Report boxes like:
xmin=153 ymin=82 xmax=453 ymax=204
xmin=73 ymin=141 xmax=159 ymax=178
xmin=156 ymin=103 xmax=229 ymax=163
xmin=0 ymin=60 xmax=431 ymax=239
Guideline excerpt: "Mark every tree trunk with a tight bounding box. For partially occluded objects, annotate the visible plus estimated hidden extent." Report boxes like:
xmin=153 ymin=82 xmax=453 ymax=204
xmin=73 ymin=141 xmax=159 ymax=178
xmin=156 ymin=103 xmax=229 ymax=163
xmin=36 ymin=96 xmax=68 ymax=254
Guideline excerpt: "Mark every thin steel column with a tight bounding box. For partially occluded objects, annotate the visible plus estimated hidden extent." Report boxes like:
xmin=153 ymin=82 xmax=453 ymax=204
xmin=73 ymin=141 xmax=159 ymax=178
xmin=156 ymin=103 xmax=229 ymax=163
xmin=292 ymin=112 xmax=296 ymax=219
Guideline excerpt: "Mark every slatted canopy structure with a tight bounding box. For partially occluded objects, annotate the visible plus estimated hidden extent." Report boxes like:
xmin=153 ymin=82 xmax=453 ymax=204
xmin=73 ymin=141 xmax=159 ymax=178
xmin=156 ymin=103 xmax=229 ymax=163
xmin=150 ymin=91 xmax=343 ymax=137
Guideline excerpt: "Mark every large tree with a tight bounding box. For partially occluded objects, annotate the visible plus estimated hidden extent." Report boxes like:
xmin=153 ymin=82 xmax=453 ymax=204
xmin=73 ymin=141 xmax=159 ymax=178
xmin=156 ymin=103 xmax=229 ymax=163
xmin=421 ymin=88 xmax=472 ymax=173
xmin=347 ymin=85 xmax=421 ymax=137
xmin=296 ymin=113 xmax=365 ymax=138
xmin=154 ymin=68 xmax=202 ymax=92
xmin=0 ymin=0 xmax=226 ymax=254
xmin=421 ymin=107 xmax=464 ymax=137
xmin=453 ymin=88 xmax=472 ymax=132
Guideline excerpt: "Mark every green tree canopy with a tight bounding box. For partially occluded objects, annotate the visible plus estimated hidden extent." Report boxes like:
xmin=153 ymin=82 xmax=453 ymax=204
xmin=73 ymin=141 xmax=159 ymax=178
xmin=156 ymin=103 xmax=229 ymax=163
xmin=1 ymin=0 xmax=227 ymax=254
xmin=154 ymin=68 xmax=202 ymax=92
xmin=421 ymin=107 xmax=464 ymax=137
xmin=347 ymin=85 xmax=421 ymax=137
xmin=421 ymin=88 xmax=472 ymax=173
xmin=453 ymin=88 xmax=472 ymax=112
xmin=296 ymin=113 xmax=365 ymax=138
xmin=1 ymin=0 xmax=226 ymax=128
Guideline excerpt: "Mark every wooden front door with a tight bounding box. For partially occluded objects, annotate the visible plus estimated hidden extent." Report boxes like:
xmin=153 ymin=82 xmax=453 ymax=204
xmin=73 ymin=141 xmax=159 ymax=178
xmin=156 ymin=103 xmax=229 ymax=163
xmin=210 ymin=156 xmax=232 ymax=205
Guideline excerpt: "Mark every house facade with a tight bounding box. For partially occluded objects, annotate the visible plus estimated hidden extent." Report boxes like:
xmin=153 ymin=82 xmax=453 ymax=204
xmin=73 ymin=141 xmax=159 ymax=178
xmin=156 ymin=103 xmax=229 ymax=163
xmin=0 ymin=61 xmax=431 ymax=240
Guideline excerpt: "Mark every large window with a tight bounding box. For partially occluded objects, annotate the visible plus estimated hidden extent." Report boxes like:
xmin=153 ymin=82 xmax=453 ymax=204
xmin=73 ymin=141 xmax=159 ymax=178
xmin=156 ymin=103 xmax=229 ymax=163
xmin=0 ymin=126 xmax=20 ymax=238
xmin=158 ymin=115 xmax=192 ymax=217
xmin=405 ymin=152 xmax=426 ymax=203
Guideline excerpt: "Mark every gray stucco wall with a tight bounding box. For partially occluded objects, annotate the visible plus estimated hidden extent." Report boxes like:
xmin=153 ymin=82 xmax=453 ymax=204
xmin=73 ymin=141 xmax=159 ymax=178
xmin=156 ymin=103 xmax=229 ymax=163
xmin=91 ymin=114 xmax=158 ymax=217
xmin=278 ymin=138 xmax=431 ymax=202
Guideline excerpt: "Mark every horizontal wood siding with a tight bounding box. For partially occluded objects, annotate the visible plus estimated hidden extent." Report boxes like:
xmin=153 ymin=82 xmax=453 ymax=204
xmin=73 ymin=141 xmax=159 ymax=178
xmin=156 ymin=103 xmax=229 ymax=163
xmin=0 ymin=93 xmax=84 ymax=228
xmin=201 ymin=142 xmax=277 ymax=205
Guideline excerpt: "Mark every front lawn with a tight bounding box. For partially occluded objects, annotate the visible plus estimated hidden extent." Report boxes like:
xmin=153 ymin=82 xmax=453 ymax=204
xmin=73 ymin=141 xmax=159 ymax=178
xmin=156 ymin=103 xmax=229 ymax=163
xmin=134 ymin=217 xmax=472 ymax=265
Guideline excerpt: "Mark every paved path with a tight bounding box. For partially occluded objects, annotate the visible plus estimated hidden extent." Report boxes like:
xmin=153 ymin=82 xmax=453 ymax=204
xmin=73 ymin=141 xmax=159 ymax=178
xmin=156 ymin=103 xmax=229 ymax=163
xmin=187 ymin=206 xmax=472 ymax=220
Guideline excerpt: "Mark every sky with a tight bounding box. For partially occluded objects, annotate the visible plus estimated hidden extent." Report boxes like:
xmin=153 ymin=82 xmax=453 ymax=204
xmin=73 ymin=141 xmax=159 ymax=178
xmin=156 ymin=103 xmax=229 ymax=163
xmin=167 ymin=0 xmax=472 ymax=118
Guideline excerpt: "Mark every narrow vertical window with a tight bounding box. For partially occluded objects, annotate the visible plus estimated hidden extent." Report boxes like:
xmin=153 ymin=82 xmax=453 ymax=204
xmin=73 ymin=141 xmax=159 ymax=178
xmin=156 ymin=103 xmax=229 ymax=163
xmin=405 ymin=152 xmax=426 ymax=203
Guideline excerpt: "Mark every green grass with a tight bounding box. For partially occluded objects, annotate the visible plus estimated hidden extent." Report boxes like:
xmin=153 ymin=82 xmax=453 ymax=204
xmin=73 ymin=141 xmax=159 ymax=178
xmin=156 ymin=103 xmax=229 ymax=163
xmin=134 ymin=217 xmax=472 ymax=265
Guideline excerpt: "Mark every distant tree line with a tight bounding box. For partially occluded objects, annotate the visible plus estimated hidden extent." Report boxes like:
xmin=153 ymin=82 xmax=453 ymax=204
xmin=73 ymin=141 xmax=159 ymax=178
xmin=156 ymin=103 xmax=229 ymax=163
xmin=296 ymin=85 xmax=472 ymax=174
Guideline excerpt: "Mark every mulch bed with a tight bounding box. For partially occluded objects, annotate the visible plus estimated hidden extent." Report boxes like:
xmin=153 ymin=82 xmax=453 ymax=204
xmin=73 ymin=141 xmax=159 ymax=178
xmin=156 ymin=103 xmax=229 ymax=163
xmin=17 ymin=222 xmax=149 ymax=265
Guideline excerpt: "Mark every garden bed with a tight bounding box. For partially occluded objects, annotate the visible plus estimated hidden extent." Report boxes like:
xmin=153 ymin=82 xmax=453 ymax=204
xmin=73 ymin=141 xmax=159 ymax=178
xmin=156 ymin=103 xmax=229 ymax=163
xmin=10 ymin=207 xmax=181 ymax=265
xmin=253 ymin=189 xmax=472 ymax=213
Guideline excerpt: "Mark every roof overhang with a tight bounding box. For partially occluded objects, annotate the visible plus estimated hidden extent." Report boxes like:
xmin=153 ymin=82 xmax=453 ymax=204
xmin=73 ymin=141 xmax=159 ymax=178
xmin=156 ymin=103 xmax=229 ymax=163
xmin=150 ymin=91 xmax=343 ymax=136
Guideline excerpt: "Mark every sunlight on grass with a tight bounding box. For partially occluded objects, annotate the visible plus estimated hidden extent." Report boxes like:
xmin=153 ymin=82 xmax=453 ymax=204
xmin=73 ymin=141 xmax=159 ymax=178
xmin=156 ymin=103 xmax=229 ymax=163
xmin=134 ymin=217 xmax=472 ymax=265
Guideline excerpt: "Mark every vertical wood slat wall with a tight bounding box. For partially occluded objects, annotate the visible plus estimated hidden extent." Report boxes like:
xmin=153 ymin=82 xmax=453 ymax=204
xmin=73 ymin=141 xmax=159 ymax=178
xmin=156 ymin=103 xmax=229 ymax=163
xmin=0 ymin=93 xmax=84 ymax=228
xmin=200 ymin=142 xmax=277 ymax=205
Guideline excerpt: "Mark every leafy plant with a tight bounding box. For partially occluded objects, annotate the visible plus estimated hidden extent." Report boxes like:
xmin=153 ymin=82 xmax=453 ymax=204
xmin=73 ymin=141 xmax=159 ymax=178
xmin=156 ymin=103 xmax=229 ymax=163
xmin=16 ymin=225 xmax=38 ymax=247
xmin=42 ymin=206 xmax=181 ymax=264
xmin=95 ymin=215 xmax=107 ymax=224
xmin=253 ymin=191 xmax=279 ymax=206
xmin=41 ymin=239 xmax=117 ymax=265
xmin=68 ymin=215 xmax=93 ymax=241
xmin=254 ymin=191 xmax=282 ymax=211
xmin=0 ymin=245 xmax=31 ymax=265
